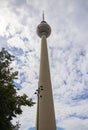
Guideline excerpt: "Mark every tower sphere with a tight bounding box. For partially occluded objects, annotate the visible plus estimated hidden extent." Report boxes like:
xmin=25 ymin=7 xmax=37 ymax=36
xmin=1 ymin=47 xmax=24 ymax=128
xmin=37 ymin=21 xmax=51 ymax=38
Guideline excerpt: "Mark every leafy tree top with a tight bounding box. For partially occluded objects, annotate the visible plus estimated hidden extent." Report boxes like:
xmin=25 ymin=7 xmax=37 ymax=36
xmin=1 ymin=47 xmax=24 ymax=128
xmin=0 ymin=48 xmax=35 ymax=130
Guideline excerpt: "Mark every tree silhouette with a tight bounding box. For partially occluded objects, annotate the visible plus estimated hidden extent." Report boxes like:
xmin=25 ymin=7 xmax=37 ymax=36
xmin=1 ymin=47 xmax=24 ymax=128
xmin=0 ymin=48 xmax=35 ymax=130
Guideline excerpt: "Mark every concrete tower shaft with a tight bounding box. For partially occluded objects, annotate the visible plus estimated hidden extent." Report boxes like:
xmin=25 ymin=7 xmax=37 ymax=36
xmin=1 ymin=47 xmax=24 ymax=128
xmin=36 ymin=17 xmax=56 ymax=130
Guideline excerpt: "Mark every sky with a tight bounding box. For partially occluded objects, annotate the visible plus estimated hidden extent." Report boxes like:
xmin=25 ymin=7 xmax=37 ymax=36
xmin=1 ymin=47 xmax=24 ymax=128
xmin=0 ymin=0 xmax=88 ymax=130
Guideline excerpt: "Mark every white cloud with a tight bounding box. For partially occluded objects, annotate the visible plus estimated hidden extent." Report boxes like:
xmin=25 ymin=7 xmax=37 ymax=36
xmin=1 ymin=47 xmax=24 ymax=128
xmin=59 ymin=118 xmax=88 ymax=130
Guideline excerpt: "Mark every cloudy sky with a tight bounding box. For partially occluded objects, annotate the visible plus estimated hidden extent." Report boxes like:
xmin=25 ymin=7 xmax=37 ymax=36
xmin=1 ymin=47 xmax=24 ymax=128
xmin=0 ymin=0 xmax=88 ymax=130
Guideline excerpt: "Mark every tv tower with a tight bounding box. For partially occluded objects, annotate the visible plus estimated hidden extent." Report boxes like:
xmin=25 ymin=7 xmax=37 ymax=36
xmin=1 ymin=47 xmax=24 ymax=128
xmin=35 ymin=12 xmax=56 ymax=130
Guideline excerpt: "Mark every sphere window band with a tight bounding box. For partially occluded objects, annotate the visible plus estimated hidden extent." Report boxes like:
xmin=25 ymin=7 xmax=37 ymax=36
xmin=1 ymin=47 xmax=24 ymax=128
xmin=37 ymin=21 xmax=51 ymax=38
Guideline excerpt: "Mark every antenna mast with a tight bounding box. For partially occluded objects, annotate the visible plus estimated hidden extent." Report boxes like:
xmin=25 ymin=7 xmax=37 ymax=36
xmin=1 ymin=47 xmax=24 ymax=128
xmin=42 ymin=11 xmax=45 ymax=21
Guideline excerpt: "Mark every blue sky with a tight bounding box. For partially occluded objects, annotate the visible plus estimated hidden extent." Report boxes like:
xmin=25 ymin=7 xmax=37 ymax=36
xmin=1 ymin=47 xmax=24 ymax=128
xmin=0 ymin=0 xmax=88 ymax=130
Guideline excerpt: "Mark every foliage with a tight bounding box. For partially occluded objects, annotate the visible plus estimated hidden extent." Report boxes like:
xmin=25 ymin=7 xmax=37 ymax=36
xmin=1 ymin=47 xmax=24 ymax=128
xmin=0 ymin=48 xmax=35 ymax=130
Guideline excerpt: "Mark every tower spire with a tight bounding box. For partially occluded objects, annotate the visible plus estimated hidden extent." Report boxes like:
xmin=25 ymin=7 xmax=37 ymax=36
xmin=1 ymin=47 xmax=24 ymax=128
xmin=42 ymin=11 xmax=45 ymax=21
